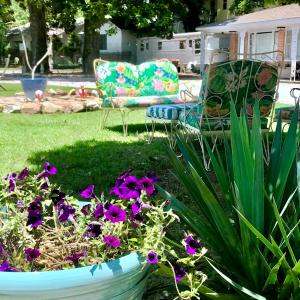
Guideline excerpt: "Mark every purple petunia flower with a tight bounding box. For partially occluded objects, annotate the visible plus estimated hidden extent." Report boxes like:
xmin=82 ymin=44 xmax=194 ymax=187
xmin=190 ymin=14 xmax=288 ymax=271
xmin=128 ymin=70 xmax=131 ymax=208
xmin=138 ymin=177 xmax=155 ymax=196
xmin=0 ymin=260 xmax=18 ymax=272
xmin=28 ymin=196 xmax=42 ymax=212
xmin=50 ymin=190 xmax=65 ymax=206
xmin=105 ymin=205 xmax=126 ymax=223
xmin=173 ymin=264 xmax=186 ymax=282
xmin=66 ymin=252 xmax=86 ymax=267
xmin=17 ymin=168 xmax=29 ymax=181
xmin=117 ymin=176 xmax=140 ymax=200
xmin=104 ymin=202 xmax=112 ymax=210
xmin=40 ymin=181 xmax=49 ymax=190
xmin=57 ymin=204 xmax=75 ymax=223
xmin=24 ymin=248 xmax=41 ymax=262
xmin=38 ymin=162 xmax=57 ymax=178
xmin=114 ymin=170 xmax=131 ymax=186
xmin=103 ymin=235 xmax=121 ymax=248
xmin=131 ymin=200 xmax=142 ymax=215
xmin=81 ymin=204 xmax=91 ymax=216
xmin=16 ymin=201 xmax=24 ymax=208
xmin=185 ymin=235 xmax=201 ymax=255
xmin=130 ymin=213 xmax=143 ymax=228
xmin=8 ymin=179 xmax=16 ymax=192
xmin=80 ymin=185 xmax=95 ymax=199
xmin=87 ymin=223 xmax=102 ymax=238
xmin=93 ymin=203 xmax=104 ymax=219
xmin=5 ymin=172 xmax=17 ymax=181
xmin=146 ymin=251 xmax=159 ymax=264
xmin=27 ymin=210 xmax=43 ymax=228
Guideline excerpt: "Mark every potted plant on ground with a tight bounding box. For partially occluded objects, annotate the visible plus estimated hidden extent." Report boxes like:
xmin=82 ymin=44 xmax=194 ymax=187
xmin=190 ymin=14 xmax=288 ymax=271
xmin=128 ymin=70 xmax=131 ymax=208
xmin=0 ymin=163 xmax=207 ymax=299
xmin=19 ymin=28 xmax=60 ymax=100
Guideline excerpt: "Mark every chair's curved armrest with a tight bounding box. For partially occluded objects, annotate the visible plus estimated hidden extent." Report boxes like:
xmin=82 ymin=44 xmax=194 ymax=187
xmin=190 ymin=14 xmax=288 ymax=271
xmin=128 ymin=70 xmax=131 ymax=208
xmin=290 ymin=88 xmax=300 ymax=104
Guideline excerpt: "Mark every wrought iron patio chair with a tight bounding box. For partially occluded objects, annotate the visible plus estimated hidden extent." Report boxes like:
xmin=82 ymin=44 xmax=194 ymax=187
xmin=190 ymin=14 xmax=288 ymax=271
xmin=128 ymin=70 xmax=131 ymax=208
xmin=179 ymin=50 xmax=282 ymax=168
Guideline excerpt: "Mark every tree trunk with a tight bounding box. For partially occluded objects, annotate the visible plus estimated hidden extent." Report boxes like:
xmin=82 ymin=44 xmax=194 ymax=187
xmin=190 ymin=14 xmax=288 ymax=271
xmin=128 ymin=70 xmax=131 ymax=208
xmin=82 ymin=15 xmax=101 ymax=74
xmin=28 ymin=1 xmax=49 ymax=73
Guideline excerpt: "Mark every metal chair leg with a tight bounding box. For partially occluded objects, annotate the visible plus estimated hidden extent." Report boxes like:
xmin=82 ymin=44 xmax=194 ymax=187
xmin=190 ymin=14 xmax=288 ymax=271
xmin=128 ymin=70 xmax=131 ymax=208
xmin=145 ymin=118 xmax=156 ymax=144
xmin=99 ymin=109 xmax=110 ymax=130
xmin=120 ymin=109 xmax=130 ymax=136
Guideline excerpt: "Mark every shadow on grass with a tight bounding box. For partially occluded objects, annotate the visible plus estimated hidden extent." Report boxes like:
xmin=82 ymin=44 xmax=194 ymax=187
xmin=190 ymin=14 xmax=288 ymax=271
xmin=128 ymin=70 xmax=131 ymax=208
xmin=28 ymin=138 xmax=178 ymax=198
xmin=106 ymin=122 xmax=167 ymax=135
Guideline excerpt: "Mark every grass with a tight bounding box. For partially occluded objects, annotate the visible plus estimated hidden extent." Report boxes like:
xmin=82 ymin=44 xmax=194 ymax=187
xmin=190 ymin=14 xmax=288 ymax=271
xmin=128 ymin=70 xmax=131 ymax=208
xmin=0 ymin=109 xmax=179 ymax=198
xmin=0 ymin=83 xmax=73 ymax=97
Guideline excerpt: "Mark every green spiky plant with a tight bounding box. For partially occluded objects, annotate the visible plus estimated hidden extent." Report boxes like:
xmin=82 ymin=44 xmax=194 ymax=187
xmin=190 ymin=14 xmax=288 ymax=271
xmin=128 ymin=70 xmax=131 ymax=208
xmin=159 ymin=102 xmax=300 ymax=299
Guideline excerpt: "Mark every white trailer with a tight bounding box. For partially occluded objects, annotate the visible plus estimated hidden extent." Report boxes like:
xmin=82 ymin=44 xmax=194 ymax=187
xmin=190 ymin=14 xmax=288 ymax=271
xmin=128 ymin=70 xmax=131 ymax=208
xmin=136 ymin=32 xmax=202 ymax=72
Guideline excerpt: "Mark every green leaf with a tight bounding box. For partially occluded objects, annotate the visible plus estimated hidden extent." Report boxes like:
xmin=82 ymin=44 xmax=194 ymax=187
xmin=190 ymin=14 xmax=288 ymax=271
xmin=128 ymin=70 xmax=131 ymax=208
xmin=206 ymin=259 xmax=267 ymax=300
xmin=263 ymin=254 xmax=286 ymax=289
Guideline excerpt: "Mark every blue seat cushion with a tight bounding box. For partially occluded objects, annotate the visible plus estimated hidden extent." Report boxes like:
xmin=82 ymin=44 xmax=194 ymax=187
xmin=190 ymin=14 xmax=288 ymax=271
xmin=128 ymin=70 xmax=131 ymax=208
xmin=146 ymin=103 xmax=198 ymax=121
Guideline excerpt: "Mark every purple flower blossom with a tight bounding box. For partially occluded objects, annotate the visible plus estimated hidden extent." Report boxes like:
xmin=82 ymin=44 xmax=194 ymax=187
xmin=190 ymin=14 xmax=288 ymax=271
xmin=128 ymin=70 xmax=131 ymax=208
xmin=8 ymin=179 xmax=16 ymax=192
xmin=50 ymin=190 xmax=65 ymax=206
xmin=87 ymin=223 xmax=102 ymax=238
xmin=130 ymin=213 xmax=143 ymax=227
xmin=103 ymin=235 xmax=121 ymax=248
xmin=27 ymin=210 xmax=43 ymax=228
xmin=117 ymin=176 xmax=140 ymax=200
xmin=104 ymin=202 xmax=112 ymax=210
xmin=28 ymin=196 xmax=42 ymax=212
xmin=16 ymin=201 xmax=24 ymax=208
xmin=40 ymin=182 xmax=49 ymax=190
xmin=173 ymin=264 xmax=186 ymax=282
xmin=80 ymin=185 xmax=95 ymax=199
xmin=115 ymin=170 xmax=131 ymax=186
xmin=138 ymin=177 xmax=155 ymax=196
xmin=24 ymin=248 xmax=41 ymax=262
xmin=131 ymin=200 xmax=142 ymax=215
xmin=57 ymin=204 xmax=75 ymax=223
xmin=146 ymin=251 xmax=158 ymax=264
xmin=185 ymin=235 xmax=201 ymax=255
xmin=81 ymin=204 xmax=91 ymax=216
xmin=105 ymin=205 xmax=126 ymax=223
xmin=66 ymin=252 xmax=86 ymax=267
xmin=17 ymin=168 xmax=29 ymax=181
xmin=5 ymin=172 xmax=17 ymax=181
xmin=93 ymin=203 xmax=104 ymax=219
xmin=39 ymin=162 xmax=57 ymax=178
xmin=0 ymin=260 xmax=18 ymax=272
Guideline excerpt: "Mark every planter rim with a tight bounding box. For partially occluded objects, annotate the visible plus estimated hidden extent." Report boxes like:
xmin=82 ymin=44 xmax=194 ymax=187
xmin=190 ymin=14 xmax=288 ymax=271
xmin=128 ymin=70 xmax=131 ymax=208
xmin=0 ymin=251 xmax=146 ymax=292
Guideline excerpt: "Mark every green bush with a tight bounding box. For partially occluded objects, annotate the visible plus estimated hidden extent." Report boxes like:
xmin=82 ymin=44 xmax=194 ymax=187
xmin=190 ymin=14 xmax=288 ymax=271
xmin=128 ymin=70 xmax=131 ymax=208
xmin=159 ymin=102 xmax=300 ymax=299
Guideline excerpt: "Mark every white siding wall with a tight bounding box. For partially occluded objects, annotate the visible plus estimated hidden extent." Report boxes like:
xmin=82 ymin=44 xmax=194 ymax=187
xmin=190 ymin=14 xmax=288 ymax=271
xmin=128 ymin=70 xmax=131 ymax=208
xmin=99 ymin=24 xmax=122 ymax=53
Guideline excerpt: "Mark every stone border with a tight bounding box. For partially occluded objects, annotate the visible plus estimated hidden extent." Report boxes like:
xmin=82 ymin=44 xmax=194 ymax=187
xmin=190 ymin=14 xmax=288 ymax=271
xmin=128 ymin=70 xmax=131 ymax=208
xmin=0 ymin=96 xmax=101 ymax=114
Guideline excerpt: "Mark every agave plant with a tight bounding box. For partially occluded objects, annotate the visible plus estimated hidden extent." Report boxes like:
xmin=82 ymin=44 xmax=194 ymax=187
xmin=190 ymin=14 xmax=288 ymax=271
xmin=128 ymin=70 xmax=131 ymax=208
xmin=159 ymin=102 xmax=300 ymax=299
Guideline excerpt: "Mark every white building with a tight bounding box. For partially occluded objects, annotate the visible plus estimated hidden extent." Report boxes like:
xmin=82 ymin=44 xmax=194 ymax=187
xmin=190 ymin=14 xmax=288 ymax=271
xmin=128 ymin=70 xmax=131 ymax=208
xmin=196 ymin=4 xmax=300 ymax=80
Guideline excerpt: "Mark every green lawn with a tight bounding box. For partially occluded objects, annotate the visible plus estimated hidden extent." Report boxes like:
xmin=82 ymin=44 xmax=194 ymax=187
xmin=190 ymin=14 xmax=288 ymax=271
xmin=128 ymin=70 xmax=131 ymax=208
xmin=0 ymin=83 xmax=73 ymax=97
xmin=0 ymin=109 xmax=177 ymax=198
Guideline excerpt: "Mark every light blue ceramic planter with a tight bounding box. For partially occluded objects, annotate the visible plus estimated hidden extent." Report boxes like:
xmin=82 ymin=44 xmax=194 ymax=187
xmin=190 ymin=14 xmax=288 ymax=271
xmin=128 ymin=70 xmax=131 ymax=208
xmin=0 ymin=252 xmax=149 ymax=300
xmin=0 ymin=202 xmax=149 ymax=299
xmin=21 ymin=78 xmax=47 ymax=100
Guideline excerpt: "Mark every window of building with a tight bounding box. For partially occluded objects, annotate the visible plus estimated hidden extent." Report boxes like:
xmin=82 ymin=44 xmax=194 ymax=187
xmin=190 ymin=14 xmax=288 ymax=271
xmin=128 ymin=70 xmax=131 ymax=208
xmin=146 ymin=42 xmax=149 ymax=50
xmin=223 ymin=0 xmax=227 ymax=10
xmin=285 ymin=30 xmax=292 ymax=60
xmin=179 ymin=40 xmax=186 ymax=49
xmin=99 ymin=34 xmax=107 ymax=50
xmin=189 ymin=40 xmax=193 ymax=48
xmin=158 ymin=41 xmax=162 ymax=50
xmin=140 ymin=42 xmax=144 ymax=51
xmin=194 ymin=39 xmax=201 ymax=54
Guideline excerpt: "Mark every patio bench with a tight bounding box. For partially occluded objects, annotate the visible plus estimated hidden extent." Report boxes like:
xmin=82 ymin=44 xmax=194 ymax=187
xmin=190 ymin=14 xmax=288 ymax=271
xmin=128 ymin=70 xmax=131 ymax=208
xmin=93 ymin=59 xmax=196 ymax=135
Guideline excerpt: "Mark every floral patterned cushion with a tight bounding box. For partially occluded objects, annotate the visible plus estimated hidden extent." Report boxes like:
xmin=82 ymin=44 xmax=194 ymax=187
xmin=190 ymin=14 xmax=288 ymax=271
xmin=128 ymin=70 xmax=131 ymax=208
xmin=101 ymin=95 xmax=193 ymax=108
xmin=202 ymin=60 xmax=278 ymax=118
xmin=178 ymin=107 xmax=269 ymax=131
xmin=138 ymin=61 xmax=179 ymax=97
xmin=95 ymin=62 xmax=140 ymax=98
